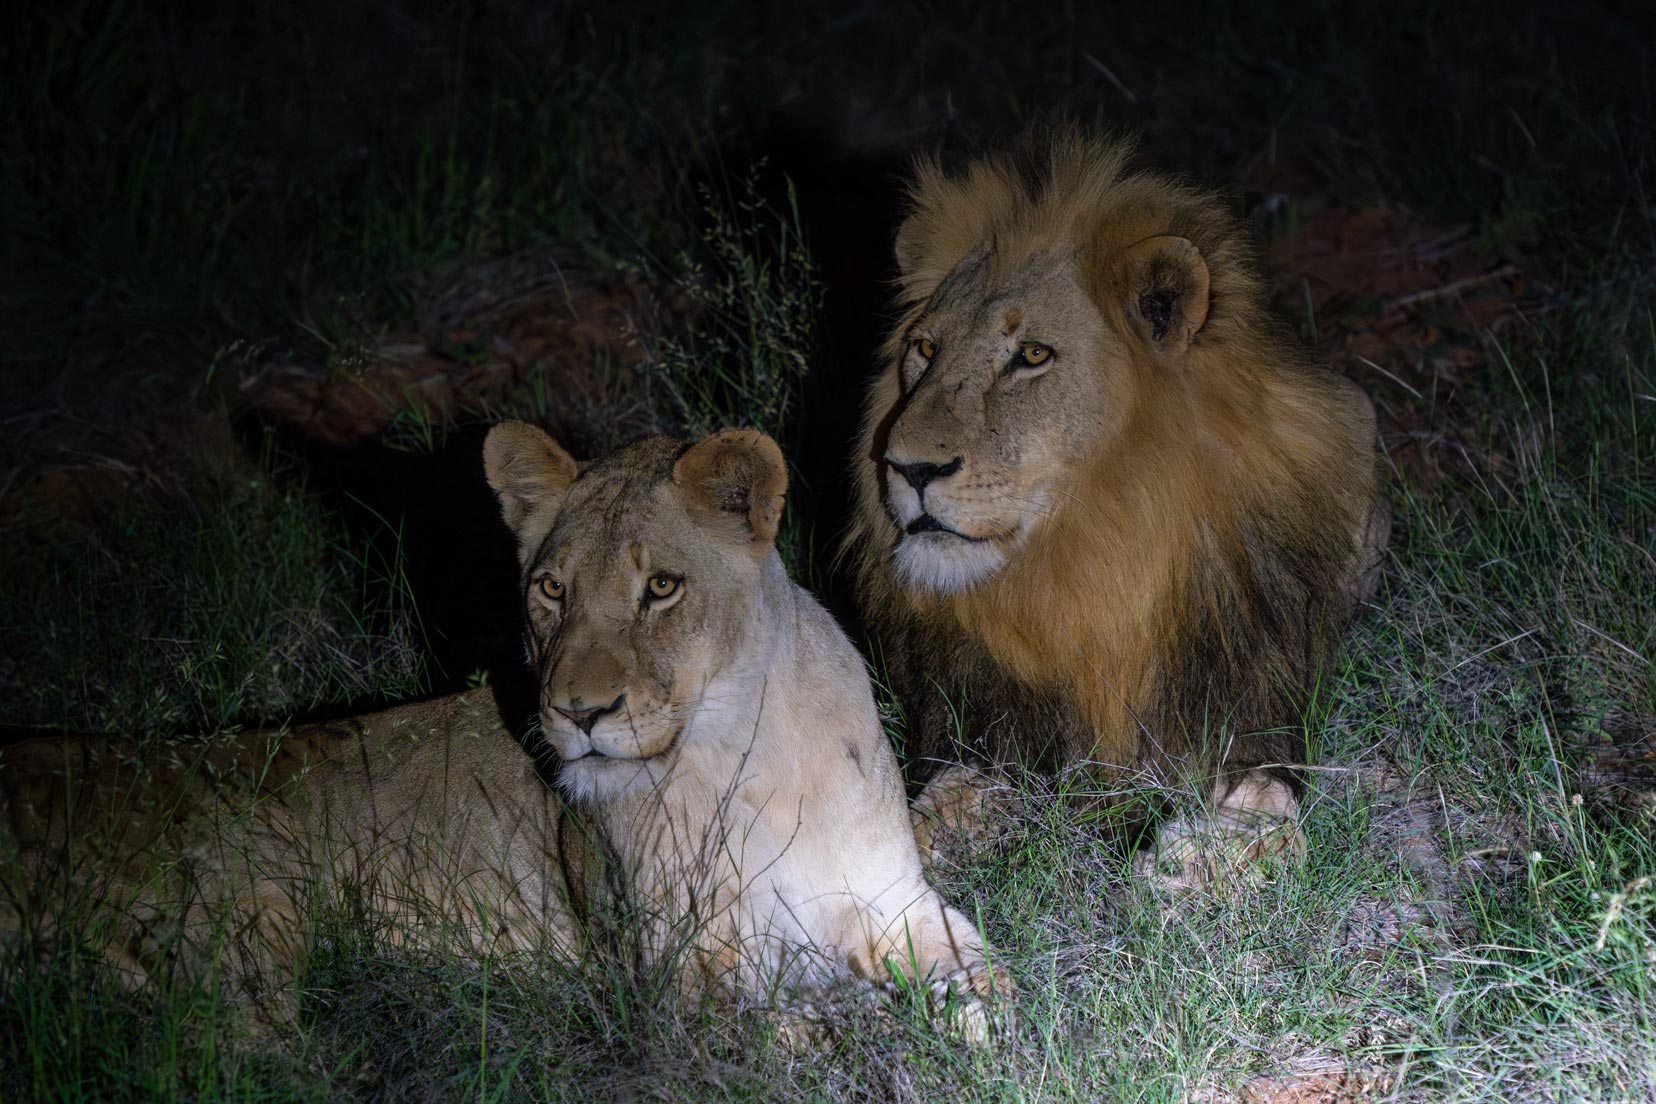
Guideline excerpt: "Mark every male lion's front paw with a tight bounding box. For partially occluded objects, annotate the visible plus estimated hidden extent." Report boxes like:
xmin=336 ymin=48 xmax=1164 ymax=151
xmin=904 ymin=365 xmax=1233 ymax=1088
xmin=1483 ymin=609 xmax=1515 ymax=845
xmin=1134 ymin=773 xmax=1307 ymax=897
xmin=910 ymin=764 xmax=1014 ymax=871
xmin=1133 ymin=812 xmax=1306 ymax=896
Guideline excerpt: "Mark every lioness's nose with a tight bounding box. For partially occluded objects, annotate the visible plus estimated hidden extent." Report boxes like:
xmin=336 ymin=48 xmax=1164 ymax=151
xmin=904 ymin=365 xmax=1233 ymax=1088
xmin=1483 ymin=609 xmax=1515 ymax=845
xmin=553 ymin=694 xmax=627 ymax=736
xmin=886 ymin=455 xmax=963 ymax=493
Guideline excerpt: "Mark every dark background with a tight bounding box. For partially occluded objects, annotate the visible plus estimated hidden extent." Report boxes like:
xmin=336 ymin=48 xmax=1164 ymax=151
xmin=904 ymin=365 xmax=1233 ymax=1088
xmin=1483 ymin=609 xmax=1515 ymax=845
xmin=2 ymin=0 xmax=1652 ymax=731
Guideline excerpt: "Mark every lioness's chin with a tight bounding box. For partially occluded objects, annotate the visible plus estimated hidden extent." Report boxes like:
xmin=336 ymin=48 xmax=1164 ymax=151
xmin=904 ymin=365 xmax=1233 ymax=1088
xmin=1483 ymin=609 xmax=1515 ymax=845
xmin=557 ymin=754 xmax=673 ymax=801
xmin=893 ymin=533 xmax=1008 ymax=594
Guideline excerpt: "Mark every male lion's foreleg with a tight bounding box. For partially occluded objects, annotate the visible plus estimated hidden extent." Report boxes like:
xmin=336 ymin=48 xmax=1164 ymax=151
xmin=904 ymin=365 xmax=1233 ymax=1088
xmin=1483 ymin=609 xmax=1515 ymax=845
xmin=1134 ymin=770 xmax=1307 ymax=896
xmin=910 ymin=763 xmax=1014 ymax=871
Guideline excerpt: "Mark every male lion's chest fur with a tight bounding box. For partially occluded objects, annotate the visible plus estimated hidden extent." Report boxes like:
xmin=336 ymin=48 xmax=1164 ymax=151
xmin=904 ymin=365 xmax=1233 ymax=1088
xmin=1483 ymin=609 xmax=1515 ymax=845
xmin=884 ymin=486 xmax=1182 ymax=776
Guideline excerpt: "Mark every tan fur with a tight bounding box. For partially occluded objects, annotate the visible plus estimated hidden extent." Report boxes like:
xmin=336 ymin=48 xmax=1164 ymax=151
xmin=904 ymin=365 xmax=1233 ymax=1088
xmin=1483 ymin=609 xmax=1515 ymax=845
xmin=0 ymin=692 xmax=572 ymax=1019
xmin=2 ymin=426 xmax=1007 ymax=1027
xmin=847 ymin=133 xmax=1388 ymax=853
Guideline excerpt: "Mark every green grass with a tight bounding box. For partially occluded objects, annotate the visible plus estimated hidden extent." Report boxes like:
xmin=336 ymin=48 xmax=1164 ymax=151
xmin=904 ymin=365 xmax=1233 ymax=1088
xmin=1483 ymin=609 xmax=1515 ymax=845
xmin=3 ymin=0 xmax=1655 ymax=1100
xmin=645 ymin=171 xmax=821 ymax=442
xmin=0 ymin=431 xmax=425 ymax=735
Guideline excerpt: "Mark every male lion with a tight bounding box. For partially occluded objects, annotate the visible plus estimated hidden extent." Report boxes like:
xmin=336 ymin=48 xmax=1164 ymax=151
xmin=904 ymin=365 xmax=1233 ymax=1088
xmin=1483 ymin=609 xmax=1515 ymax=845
xmin=846 ymin=134 xmax=1389 ymax=892
xmin=0 ymin=426 xmax=1002 ymax=1029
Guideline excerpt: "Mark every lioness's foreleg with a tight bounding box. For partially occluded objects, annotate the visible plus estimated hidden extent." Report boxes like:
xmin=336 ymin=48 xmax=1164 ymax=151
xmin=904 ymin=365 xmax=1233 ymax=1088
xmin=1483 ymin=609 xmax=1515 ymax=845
xmin=204 ymin=877 xmax=309 ymax=1026
xmin=848 ymin=896 xmax=1011 ymax=1043
xmin=1134 ymin=770 xmax=1306 ymax=896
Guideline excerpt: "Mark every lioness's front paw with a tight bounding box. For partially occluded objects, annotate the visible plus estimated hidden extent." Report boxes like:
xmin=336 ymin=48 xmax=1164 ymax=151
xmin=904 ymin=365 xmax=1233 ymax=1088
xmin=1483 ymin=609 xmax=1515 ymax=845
xmin=921 ymin=969 xmax=1015 ymax=1046
xmin=936 ymin=989 xmax=994 ymax=1046
xmin=1133 ymin=810 xmax=1307 ymax=897
xmin=873 ymin=959 xmax=1015 ymax=1046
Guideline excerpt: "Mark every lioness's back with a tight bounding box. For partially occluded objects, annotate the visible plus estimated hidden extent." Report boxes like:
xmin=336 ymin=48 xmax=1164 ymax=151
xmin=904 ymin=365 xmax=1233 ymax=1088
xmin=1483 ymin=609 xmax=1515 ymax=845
xmin=0 ymin=690 xmax=575 ymax=995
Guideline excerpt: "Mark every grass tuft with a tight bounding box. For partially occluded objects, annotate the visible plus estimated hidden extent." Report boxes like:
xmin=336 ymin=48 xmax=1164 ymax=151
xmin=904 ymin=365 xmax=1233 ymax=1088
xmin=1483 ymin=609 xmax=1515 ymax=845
xmin=0 ymin=434 xmax=424 ymax=735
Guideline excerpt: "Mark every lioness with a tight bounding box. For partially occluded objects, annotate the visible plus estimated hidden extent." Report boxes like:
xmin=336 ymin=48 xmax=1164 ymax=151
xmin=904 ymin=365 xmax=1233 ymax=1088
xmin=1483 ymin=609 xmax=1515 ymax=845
xmin=846 ymin=133 xmax=1389 ymax=891
xmin=484 ymin=423 xmax=1001 ymax=1006
xmin=0 ymin=426 xmax=1001 ymax=1027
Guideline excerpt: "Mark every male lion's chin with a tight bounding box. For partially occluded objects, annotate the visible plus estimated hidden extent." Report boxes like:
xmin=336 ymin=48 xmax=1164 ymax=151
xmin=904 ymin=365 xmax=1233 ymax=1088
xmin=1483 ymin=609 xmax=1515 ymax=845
xmin=893 ymin=533 xmax=1008 ymax=594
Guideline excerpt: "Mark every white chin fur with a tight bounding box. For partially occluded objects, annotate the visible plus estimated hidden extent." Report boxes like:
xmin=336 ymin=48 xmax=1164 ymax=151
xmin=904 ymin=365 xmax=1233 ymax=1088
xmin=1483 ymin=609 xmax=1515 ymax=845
xmin=557 ymin=755 xmax=665 ymax=802
xmin=893 ymin=533 xmax=1006 ymax=594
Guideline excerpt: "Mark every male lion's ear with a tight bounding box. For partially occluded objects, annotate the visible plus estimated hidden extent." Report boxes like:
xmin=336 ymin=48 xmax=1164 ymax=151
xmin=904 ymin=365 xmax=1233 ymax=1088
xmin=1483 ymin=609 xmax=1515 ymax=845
xmin=1121 ymin=235 xmax=1211 ymax=355
xmin=893 ymin=210 xmax=929 ymax=280
xmin=672 ymin=429 xmax=788 ymax=554
xmin=483 ymin=421 xmax=579 ymax=543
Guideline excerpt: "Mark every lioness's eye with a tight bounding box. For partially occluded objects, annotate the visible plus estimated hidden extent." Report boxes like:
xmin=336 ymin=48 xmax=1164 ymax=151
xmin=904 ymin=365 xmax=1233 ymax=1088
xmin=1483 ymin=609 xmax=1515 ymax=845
xmin=645 ymin=573 xmax=681 ymax=602
xmin=914 ymin=337 xmax=937 ymax=360
xmin=1017 ymin=342 xmax=1053 ymax=367
xmin=536 ymin=576 xmax=565 ymax=602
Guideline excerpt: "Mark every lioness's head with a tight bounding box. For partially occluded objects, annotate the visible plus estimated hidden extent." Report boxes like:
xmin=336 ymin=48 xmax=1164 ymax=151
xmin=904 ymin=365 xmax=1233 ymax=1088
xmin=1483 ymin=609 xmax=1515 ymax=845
xmin=484 ymin=423 xmax=787 ymax=798
xmin=864 ymin=137 xmax=1260 ymax=594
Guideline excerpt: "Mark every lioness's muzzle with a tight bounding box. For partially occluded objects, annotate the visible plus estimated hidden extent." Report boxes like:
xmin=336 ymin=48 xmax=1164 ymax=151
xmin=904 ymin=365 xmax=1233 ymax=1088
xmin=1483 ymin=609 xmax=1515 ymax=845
xmin=552 ymin=694 xmax=626 ymax=736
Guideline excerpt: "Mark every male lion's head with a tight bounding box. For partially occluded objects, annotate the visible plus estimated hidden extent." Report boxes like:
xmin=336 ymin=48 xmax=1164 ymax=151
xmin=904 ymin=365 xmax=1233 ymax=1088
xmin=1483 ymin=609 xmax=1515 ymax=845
xmin=484 ymin=424 xmax=787 ymax=798
xmin=861 ymin=136 xmax=1262 ymax=595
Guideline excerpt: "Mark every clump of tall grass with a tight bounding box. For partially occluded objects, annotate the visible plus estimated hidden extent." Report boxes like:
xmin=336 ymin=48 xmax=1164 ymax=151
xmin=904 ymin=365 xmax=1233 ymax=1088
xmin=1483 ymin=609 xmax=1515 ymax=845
xmin=0 ymin=438 xmax=423 ymax=736
xmin=645 ymin=165 xmax=822 ymax=443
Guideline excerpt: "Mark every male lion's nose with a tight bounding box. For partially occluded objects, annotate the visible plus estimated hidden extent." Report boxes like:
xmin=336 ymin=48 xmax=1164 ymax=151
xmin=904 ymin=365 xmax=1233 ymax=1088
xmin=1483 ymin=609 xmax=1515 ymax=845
xmin=885 ymin=455 xmax=963 ymax=493
xmin=553 ymin=694 xmax=627 ymax=736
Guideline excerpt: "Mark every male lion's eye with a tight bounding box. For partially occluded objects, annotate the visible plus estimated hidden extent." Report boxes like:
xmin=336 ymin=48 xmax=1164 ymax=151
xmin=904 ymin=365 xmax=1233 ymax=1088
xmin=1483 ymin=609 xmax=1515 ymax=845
xmin=915 ymin=337 xmax=937 ymax=360
xmin=537 ymin=576 xmax=565 ymax=602
xmin=1017 ymin=342 xmax=1053 ymax=367
xmin=645 ymin=573 xmax=681 ymax=602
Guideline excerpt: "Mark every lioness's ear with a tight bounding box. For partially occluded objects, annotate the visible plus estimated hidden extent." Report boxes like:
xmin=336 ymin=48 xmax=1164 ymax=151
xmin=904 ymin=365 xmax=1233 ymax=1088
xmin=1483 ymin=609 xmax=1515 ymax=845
xmin=483 ymin=421 xmax=578 ymax=552
xmin=1121 ymin=235 xmax=1211 ymax=355
xmin=672 ymin=429 xmax=788 ymax=554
